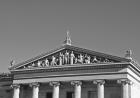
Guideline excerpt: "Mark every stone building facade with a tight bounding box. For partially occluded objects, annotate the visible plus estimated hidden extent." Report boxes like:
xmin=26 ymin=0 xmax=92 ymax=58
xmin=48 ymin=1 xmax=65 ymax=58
xmin=0 ymin=32 xmax=140 ymax=98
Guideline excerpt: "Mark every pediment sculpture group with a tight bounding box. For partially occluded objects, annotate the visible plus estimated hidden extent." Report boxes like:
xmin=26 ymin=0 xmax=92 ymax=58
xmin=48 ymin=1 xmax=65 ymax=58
xmin=26 ymin=50 xmax=113 ymax=68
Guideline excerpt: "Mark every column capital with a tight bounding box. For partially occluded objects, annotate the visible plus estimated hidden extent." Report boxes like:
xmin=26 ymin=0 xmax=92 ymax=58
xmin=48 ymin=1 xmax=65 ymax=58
xmin=71 ymin=81 xmax=82 ymax=86
xmin=29 ymin=82 xmax=40 ymax=88
xmin=117 ymin=79 xmax=133 ymax=85
xmin=11 ymin=84 xmax=20 ymax=89
xmin=93 ymin=80 xmax=105 ymax=85
xmin=50 ymin=81 xmax=60 ymax=87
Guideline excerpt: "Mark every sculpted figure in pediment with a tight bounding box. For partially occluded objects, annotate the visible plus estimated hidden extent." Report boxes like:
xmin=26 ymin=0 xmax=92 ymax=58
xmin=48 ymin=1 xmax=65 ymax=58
xmin=92 ymin=56 xmax=98 ymax=63
xmin=37 ymin=61 xmax=42 ymax=67
xmin=74 ymin=57 xmax=78 ymax=64
xmin=65 ymin=50 xmax=70 ymax=64
xmin=32 ymin=63 xmax=35 ymax=67
xmin=61 ymin=53 xmax=65 ymax=65
xmin=41 ymin=61 xmax=46 ymax=67
xmin=85 ymin=55 xmax=91 ymax=64
xmin=27 ymin=63 xmax=33 ymax=68
xmin=70 ymin=51 xmax=75 ymax=64
xmin=51 ymin=56 xmax=57 ymax=66
xmin=59 ymin=52 xmax=63 ymax=65
xmin=45 ymin=58 xmax=49 ymax=66
xmin=104 ymin=58 xmax=110 ymax=63
xmin=78 ymin=54 xmax=84 ymax=64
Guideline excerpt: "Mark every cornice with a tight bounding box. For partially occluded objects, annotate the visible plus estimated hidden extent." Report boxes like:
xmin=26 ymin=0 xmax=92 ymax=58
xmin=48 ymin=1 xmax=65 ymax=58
xmin=130 ymin=60 xmax=140 ymax=71
xmin=128 ymin=62 xmax=140 ymax=77
xmin=11 ymin=63 xmax=129 ymax=74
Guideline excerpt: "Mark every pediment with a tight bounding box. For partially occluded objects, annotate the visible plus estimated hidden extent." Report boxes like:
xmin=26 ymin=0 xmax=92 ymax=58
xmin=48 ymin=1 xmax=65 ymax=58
xmin=10 ymin=45 xmax=129 ymax=70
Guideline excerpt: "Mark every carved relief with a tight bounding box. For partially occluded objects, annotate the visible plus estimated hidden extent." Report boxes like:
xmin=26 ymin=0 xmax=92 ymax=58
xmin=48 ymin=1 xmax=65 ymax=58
xmin=22 ymin=49 xmax=117 ymax=69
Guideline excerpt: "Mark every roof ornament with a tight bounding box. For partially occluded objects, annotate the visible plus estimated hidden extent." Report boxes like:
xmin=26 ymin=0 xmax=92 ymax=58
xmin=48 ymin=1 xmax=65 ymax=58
xmin=125 ymin=49 xmax=132 ymax=60
xmin=63 ymin=30 xmax=71 ymax=46
xmin=10 ymin=60 xmax=15 ymax=67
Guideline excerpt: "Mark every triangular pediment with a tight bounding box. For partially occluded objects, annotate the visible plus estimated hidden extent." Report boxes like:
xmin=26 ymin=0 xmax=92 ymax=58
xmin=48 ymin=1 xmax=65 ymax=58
xmin=9 ymin=45 xmax=130 ymax=70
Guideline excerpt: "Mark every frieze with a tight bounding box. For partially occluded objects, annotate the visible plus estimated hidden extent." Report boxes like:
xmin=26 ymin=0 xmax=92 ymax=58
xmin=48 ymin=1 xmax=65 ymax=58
xmin=17 ymin=49 xmax=119 ymax=70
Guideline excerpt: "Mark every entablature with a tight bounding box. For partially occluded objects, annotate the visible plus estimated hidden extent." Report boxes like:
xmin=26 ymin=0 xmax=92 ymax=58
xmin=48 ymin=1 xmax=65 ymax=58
xmin=11 ymin=63 xmax=129 ymax=75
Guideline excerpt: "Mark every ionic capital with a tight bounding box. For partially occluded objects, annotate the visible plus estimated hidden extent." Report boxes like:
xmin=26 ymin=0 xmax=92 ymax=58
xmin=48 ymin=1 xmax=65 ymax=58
xmin=11 ymin=84 xmax=20 ymax=89
xmin=93 ymin=80 xmax=105 ymax=85
xmin=71 ymin=81 xmax=82 ymax=86
xmin=117 ymin=79 xmax=133 ymax=85
xmin=29 ymin=82 xmax=40 ymax=88
xmin=50 ymin=81 xmax=60 ymax=87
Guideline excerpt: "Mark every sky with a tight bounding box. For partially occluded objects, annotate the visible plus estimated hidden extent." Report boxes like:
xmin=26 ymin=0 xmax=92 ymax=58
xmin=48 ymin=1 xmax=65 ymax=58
xmin=0 ymin=0 xmax=140 ymax=72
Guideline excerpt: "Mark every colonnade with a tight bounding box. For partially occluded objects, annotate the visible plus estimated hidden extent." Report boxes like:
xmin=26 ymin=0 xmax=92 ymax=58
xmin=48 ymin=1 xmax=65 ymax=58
xmin=12 ymin=79 xmax=132 ymax=98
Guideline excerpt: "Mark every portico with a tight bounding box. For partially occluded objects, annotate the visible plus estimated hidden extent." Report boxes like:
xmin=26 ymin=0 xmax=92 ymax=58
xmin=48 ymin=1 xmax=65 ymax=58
xmin=12 ymin=78 xmax=133 ymax=98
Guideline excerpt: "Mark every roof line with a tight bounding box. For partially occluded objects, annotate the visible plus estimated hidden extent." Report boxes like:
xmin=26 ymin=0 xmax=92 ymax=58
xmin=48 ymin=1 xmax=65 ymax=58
xmin=9 ymin=45 xmax=66 ymax=70
xmin=66 ymin=45 xmax=130 ymax=62
xmin=9 ymin=45 xmax=130 ymax=70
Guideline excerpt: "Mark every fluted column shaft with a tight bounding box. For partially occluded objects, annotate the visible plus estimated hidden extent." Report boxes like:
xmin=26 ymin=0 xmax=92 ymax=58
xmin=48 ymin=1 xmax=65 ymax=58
xmin=12 ymin=84 xmax=20 ymax=98
xmin=30 ymin=83 xmax=40 ymax=98
xmin=93 ymin=80 xmax=105 ymax=98
xmin=71 ymin=81 xmax=82 ymax=98
xmin=117 ymin=79 xmax=132 ymax=98
xmin=50 ymin=82 xmax=60 ymax=98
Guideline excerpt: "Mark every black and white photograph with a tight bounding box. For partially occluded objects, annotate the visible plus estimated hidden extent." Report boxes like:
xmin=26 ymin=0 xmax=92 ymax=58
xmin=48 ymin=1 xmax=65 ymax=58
xmin=0 ymin=0 xmax=140 ymax=98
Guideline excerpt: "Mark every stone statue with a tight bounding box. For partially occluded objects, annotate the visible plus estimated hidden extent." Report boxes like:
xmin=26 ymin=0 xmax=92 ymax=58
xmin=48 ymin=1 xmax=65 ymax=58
xmin=10 ymin=60 xmax=15 ymax=67
xmin=92 ymin=56 xmax=98 ymax=63
xmin=59 ymin=52 xmax=63 ymax=65
xmin=74 ymin=57 xmax=78 ymax=64
xmin=32 ymin=63 xmax=35 ymax=67
xmin=27 ymin=63 xmax=33 ymax=68
xmin=51 ymin=56 xmax=57 ymax=66
xmin=85 ymin=55 xmax=91 ymax=64
xmin=27 ymin=65 xmax=32 ymax=68
xmin=78 ymin=54 xmax=83 ymax=64
xmin=41 ymin=61 xmax=45 ymax=67
xmin=56 ymin=58 xmax=59 ymax=65
xmin=37 ymin=61 xmax=42 ymax=67
xmin=61 ymin=53 xmax=65 ymax=65
xmin=45 ymin=58 xmax=49 ymax=66
xmin=125 ymin=50 xmax=132 ymax=60
xmin=65 ymin=50 xmax=69 ymax=64
xmin=70 ymin=51 xmax=75 ymax=64
xmin=104 ymin=58 xmax=109 ymax=62
xmin=84 ymin=54 xmax=88 ymax=63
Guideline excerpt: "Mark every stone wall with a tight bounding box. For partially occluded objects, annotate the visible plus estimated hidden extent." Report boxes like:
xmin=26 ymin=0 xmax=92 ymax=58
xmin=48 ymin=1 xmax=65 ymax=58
xmin=0 ymin=89 xmax=12 ymax=98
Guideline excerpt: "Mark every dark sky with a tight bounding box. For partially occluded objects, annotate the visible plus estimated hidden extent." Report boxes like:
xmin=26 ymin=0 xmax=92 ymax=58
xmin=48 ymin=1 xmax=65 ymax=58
xmin=0 ymin=0 xmax=140 ymax=72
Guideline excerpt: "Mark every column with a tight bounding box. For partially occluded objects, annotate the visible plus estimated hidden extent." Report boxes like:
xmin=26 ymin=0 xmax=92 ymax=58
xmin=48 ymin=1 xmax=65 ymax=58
xmin=93 ymin=80 xmax=105 ymax=98
xmin=30 ymin=82 xmax=40 ymax=98
xmin=11 ymin=84 xmax=20 ymax=98
xmin=117 ymin=79 xmax=132 ymax=98
xmin=50 ymin=81 xmax=60 ymax=98
xmin=71 ymin=81 xmax=82 ymax=98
